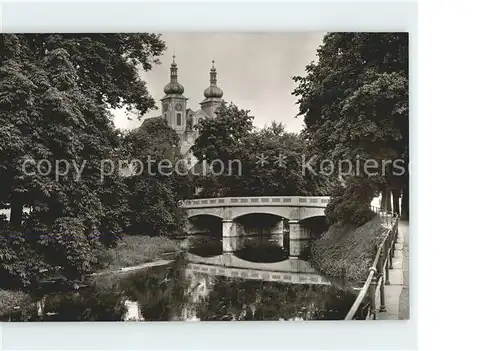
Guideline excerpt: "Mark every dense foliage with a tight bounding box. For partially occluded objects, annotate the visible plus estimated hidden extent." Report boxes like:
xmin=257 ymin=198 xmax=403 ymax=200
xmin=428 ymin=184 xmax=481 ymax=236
xmin=309 ymin=216 xmax=386 ymax=282
xmin=0 ymin=230 xmax=50 ymax=289
xmin=0 ymin=34 xmax=167 ymax=288
xmin=325 ymin=178 xmax=377 ymax=226
xmin=122 ymin=117 xmax=188 ymax=236
xmin=38 ymin=217 xmax=98 ymax=280
xmin=0 ymin=289 xmax=32 ymax=318
xmin=191 ymin=103 xmax=333 ymax=197
xmin=293 ymin=33 xmax=409 ymax=221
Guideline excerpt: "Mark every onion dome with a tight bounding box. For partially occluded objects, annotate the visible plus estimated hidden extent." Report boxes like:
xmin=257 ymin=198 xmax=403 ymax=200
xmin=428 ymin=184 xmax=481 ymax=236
xmin=203 ymin=61 xmax=223 ymax=98
xmin=164 ymin=55 xmax=185 ymax=95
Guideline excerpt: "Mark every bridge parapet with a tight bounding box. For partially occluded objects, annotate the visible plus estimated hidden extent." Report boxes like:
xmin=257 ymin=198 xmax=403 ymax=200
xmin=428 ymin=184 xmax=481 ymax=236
xmin=180 ymin=196 xmax=330 ymax=209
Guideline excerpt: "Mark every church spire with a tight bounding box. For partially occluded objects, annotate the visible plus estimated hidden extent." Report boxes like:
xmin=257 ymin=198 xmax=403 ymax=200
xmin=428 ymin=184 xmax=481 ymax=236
xmin=210 ymin=60 xmax=217 ymax=86
xmin=170 ymin=54 xmax=178 ymax=82
xmin=164 ymin=54 xmax=184 ymax=95
xmin=203 ymin=60 xmax=223 ymax=99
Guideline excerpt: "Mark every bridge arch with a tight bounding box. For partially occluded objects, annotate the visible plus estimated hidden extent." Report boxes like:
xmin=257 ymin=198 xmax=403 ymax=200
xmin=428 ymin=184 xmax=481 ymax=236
xmin=228 ymin=213 xmax=287 ymax=259
xmin=229 ymin=207 xmax=292 ymax=221
xmin=299 ymin=207 xmax=327 ymax=221
xmin=181 ymin=196 xmax=330 ymax=258
xmin=186 ymin=214 xmax=222 ymax=236
xmin=186 ymin=207 xmax=224 ymax=220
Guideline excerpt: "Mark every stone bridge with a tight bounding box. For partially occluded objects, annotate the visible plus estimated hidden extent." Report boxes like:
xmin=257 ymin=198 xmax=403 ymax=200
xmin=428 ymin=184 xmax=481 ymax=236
xmin=179 ymin=196 xmax=330 ymax=257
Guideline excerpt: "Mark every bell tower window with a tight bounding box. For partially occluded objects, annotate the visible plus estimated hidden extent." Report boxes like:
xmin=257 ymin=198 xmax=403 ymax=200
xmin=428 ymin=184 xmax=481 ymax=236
xmin=177 ymin=113 xmax=182 ymax=126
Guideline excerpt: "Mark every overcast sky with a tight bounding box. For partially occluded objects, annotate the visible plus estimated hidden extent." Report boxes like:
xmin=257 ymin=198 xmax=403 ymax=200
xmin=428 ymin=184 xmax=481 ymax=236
xmin=113 ymin=32 xmax=325 ymax=133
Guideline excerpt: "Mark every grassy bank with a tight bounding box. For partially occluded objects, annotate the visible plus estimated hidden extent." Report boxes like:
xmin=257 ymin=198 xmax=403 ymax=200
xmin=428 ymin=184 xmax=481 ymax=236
xmin=309 ymin=216 xmax=386 ymax=284
xmin=1 ymin=236 xmax=180 ymax=317
xmin=0 ymin=290 xmax=31 ymax=317
xmin=97 ymin=236 xmax=180 ymax=271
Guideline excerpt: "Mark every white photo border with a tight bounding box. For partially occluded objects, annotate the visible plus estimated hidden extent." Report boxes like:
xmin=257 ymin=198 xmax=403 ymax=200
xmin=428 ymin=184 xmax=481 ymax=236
xmin=0 ymin=1 xmax=417 ymax=350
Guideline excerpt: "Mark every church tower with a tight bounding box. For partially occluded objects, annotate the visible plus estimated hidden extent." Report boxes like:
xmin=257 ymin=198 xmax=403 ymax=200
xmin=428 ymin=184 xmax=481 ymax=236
xmin=161 ymin=55 xmax=188 ymax=139
xmin=200 ymin=61 xmax=223 ymax=118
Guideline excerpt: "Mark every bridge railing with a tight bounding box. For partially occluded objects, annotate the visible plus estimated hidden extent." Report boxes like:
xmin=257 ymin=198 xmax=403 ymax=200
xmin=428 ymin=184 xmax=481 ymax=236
xmin=344 ymin=212 xmax=399 ymax=320
xmin=179 ymin=196 xmax=331 ymax=208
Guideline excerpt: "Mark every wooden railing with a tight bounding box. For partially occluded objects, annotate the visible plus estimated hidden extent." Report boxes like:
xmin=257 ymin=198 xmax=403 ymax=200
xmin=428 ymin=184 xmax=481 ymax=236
xmin=345 ymin=210 xmax=399 ymax=320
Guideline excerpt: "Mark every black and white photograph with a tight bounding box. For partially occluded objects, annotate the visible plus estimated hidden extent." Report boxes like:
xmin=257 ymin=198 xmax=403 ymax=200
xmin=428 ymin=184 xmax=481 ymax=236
xmin=0 ymin=32 xmax=409 ymax=322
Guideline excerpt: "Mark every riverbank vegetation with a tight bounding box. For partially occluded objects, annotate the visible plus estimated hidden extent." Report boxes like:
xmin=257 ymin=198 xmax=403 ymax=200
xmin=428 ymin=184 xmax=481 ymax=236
xmin=309 ymin=216 xmax=386 ymax=283
xmin=0 ymin=34 xmax=188 ymax=297
xmin=191 ymin=105 xmax=333 ymax=197
xmin=0 ymin=290 xmax=31 ymax=317
xmin=96 ymin=236 xmax=180 ymax=271
xmin=1 ymin=33 xmax=408 ymax=318
xmin=293 ymin=33 xmax=409 ymax=220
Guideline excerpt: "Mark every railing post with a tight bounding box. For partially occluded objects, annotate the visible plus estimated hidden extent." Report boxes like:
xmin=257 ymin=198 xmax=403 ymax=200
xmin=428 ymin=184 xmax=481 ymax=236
xmin=389 ymin=227 xmax=394 ymax=269
xmin=384 ymin=239 xmax=391 ymax=285
xmin=376 ymin=243 xmax=388 ymax=310
xmin=379 ymin=272 xmax=386 ymax=312
xmin=368 ymin=269 xmax=378 ymax=320
xmin=391 ymin=226 xmax=397 ymax=257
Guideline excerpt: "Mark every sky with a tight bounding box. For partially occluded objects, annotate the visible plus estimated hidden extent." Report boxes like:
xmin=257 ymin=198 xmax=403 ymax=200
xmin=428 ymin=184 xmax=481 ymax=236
xmin=113 ymin=32 xmax=325 ymax=133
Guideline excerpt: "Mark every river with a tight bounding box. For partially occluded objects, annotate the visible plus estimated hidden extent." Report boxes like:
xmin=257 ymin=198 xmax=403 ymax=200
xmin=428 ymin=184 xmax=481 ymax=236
xmin=4 ymin=249 xmax=367 ymax=321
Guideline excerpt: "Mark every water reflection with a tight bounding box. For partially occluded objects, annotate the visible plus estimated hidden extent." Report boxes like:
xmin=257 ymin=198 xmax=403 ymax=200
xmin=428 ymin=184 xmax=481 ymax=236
xmin=187 ymin=235 xmax=222 ymax=257
xmin=187 ymin=234 xmax=289 ymax=262
xmin=8 ymin=255 xmax=365 ymax=322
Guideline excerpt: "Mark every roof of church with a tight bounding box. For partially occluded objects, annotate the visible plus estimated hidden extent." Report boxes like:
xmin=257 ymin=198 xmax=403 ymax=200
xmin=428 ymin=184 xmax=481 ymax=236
xmin=164 ymin=81 xmax=184 ymax=95
xmin=164 ymin=55 xmax=185 ymax=95
xmin=187 ymin=108 xmax=209 ymax=118
xmin=193 ymin=109 xmax=209 ymax=117
xmin=203 ymin=60 xmax=224 ymax=99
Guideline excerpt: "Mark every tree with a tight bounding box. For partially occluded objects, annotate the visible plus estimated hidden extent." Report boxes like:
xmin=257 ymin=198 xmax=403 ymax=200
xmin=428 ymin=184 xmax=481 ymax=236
xmin=0 ymin=229 xmax=50 ymax=289
xmin=123 ymin=117 xmax=188 ymax=236
xmin=0 ymin=33 xmax=166 ymax=231
xmin=38 ymin=217 xmax=98 ymax=279
xmin=0 ymin=34 xmax=166 ymax=285
xmin=192 ymin=102 xmax=254 ymax=166
xmin=234 ymin=122 xmax=332 ymax=196
xmin=191 ymin=102 xmax=254 ymax=197
xmin=325 ymin=177 xmax=377 ymax=226
xmin=98 ymin=143 xmax=131 ymax=246
xmin=191 ymin=104 xmax=332 ymax=197
xmin=293 ymin=33 xmax=409 ymax=220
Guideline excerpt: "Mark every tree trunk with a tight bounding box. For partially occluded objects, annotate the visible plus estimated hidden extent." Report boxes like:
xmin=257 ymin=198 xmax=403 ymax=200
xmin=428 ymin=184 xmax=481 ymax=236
xmin=380 ymin=189 xmax=387 ymax=211
xmin=381 ymin=188 xmax=392 ymax=212
xmin=392 ymin=188 xmax=401 ymax=216
xmin=401 ymin=186 xmax=409 ymax=220
xmin=9 ymin=196 xmax=23 ymax=231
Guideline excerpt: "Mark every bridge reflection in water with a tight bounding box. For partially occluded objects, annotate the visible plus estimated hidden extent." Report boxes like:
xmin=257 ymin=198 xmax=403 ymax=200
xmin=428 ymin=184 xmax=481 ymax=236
xmin=185 ymin=253 xmax=330 ymax=285
xmin=11 ymin=197 xmax=361 ymax=321
xmin=183 ymin=196 xmax=330 ymax=259
xmin=19 ymin=254 xmax=364 ymax=322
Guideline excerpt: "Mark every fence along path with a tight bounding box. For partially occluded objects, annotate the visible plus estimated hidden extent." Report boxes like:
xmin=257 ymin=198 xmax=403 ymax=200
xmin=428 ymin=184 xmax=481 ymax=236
xmin=345 ymin=210 xmax=401 ymax=320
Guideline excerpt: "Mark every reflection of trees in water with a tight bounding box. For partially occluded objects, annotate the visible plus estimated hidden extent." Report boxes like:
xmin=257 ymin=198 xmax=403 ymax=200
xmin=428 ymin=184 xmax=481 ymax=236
xmin=195 ymin=276 xmax=357 ymax=321
xmin=37 ymin=256 xmax=190 ymax=321
xmin=32 ymin=254 xmax=361 ymax=321
xmin=114 ymin=257 xmax=358 ymax=321
xmin=187 ymin=235 xmax=222 ymax=257
xmin=41 ymin=288 xmax=126 ymax=321
xmin=118 ymin=255 xmax=190 ymax=321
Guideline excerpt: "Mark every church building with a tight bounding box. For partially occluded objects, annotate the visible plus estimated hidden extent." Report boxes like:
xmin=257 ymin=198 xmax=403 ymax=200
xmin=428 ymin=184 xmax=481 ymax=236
xmin=159 ymin=55 xmax=224 ymax=164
